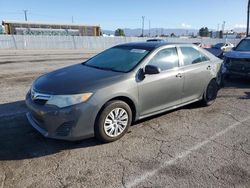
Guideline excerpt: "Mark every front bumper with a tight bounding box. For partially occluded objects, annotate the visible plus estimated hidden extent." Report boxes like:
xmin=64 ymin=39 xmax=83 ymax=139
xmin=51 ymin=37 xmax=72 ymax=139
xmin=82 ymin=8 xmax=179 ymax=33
xmin=25 ymin=91 xmax=97 ymax=141
xmin=224 ymin=67 xmax=250 ymax=78
xmin=224 ymin=58 xmax=250 ymax=78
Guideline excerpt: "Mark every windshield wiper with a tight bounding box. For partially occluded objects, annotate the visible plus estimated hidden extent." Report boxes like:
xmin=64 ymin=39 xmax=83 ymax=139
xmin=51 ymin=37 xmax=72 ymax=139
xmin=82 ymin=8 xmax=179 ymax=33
xmin=83 ymin=64 xmax=125 ymax=73
xmin=101 ymin=67 xmax=125 ymax=73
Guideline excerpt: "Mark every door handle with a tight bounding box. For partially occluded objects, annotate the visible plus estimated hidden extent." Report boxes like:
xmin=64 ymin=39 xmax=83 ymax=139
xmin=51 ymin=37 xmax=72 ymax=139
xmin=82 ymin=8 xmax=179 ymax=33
xmin=176 ymin=73 xmax=183 ymax=78
xmin=207 ymin=65 xmax=211 ymax=70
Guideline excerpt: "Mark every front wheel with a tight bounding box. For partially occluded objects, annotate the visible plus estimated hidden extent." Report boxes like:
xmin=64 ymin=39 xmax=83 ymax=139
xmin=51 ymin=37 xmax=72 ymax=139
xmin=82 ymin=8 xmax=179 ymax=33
xmin=94 ymin=100 xmax=132 ymax=143
xmin=201 ymin=79 xmax=218 ymax=106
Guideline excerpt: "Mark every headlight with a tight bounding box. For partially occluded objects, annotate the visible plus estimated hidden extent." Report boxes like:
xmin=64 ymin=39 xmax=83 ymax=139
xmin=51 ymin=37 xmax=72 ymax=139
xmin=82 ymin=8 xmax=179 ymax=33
xmin=46 ymin=93 xmax=93 ymax=108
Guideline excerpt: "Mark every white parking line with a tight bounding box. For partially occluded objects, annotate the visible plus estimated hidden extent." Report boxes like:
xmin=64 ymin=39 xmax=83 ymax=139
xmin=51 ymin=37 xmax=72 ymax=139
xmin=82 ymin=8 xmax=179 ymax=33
xmin=126 ymin=116 xmax=250 ymax=188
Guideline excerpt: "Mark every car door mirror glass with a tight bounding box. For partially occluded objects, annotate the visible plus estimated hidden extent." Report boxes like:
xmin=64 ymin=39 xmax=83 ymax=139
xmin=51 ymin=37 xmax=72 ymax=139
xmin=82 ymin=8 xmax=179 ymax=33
xmin=144 ymin=65 xmax=161 ymax=75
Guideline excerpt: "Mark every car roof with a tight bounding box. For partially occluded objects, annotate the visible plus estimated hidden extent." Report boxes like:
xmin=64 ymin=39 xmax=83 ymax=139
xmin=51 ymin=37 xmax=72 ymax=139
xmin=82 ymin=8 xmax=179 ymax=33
xmin=115 ymin=42 xmax=187 ymax=51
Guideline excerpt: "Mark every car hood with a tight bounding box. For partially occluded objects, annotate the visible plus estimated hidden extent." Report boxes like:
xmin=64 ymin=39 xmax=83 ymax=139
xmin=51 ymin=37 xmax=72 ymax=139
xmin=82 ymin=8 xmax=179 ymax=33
xmin=224 ymin=50 xmax=250 ymax=59
xmin=33 ymin=64 xmax=125 ymax=94
xmin=206 ymin=48 xmax=223 ymax=57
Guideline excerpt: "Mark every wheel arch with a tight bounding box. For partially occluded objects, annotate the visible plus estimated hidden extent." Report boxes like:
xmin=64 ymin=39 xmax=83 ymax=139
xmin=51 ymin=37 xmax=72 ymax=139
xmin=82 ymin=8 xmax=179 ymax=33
xmin=95 ymin=96 xmax=137 ymax=125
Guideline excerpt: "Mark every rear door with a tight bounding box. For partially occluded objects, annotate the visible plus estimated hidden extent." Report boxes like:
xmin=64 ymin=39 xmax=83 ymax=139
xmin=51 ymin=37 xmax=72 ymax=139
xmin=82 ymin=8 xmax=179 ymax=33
xmin=138 ymin=46 xmax=184 ymax=116
xmin=178 ymin=46 xmax=214 ymax=103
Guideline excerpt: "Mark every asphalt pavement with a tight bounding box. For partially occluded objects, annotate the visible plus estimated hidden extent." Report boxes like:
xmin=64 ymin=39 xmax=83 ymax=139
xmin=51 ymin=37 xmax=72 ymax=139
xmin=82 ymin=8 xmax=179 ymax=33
xmin=0 ymin=50 xmax=249 ymax=188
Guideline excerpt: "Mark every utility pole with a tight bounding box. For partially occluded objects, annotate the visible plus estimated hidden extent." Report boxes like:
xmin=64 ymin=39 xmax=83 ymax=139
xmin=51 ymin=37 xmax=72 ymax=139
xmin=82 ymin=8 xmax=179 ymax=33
xmin=23 ymin=10 xmax=28 ymax=21
xmin=71 ymin=16 xmax=74 ymax=23
xmin=148 ymin=20 xmax=151 ymax=37
xmin=141 ymin=16 xmax=145 ymax=37
xmin=217 ymin=24 xmax=220 ymax=31
xmin=221 ymin=21 xmax=226 ymax=38
xmin=247 ymin=0 xmax=250 ymax=36
xmin=221 ymin=21 xmax=226 ymax=33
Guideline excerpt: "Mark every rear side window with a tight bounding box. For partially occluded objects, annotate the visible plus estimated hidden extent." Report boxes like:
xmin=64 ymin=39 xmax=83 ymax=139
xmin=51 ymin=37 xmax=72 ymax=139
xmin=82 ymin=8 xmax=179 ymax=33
xmin=180 ymin=47 xmax=209 ymax=66
xmin=148 ymin=47 xmax=179 ymax=71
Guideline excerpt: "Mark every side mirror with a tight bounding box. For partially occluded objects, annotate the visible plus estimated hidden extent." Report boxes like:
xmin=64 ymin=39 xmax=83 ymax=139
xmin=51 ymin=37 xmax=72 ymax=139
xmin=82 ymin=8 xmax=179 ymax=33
xmin=144 ymin=65 xmax=161 ymax=75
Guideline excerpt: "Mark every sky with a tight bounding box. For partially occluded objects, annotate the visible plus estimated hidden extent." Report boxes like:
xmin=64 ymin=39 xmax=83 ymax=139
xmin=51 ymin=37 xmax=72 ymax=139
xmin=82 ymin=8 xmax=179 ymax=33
xmin=0 ymin=0 xmax=248 ymax=30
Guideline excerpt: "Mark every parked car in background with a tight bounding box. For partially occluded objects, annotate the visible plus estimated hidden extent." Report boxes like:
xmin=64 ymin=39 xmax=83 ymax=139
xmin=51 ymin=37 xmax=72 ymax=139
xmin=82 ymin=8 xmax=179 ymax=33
xmin=26 ymin=42 xmax=222 ymax=142
xmin=214 ymin=42 xmax=234 ymax=52
xmin=206 ymin=42 xmax=234 ymax=59
xmin=222 ymin=37 xmax=250 ymax=80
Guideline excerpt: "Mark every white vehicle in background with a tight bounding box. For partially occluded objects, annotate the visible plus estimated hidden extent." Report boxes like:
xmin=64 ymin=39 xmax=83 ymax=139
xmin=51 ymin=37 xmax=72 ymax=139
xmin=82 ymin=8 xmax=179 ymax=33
xmin=206 ymin=42 xmax=235 ymax=59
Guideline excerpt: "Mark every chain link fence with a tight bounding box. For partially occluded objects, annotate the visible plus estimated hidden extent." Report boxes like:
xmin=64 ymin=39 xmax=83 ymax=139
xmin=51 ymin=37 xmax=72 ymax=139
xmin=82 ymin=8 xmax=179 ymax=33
xmin=0 ymin=35 xmax=241 ymax=50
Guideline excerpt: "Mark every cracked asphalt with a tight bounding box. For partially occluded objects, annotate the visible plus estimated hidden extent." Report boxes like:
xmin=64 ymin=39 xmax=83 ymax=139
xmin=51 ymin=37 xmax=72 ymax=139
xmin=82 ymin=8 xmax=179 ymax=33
xmin=0 ymin=50 xmax=250 ymax=188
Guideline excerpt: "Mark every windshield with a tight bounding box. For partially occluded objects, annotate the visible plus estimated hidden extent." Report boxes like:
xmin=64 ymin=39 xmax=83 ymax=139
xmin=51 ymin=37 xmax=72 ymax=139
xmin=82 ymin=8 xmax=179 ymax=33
xmin=84 ymin=47 xmax=150 ymax=72
xmin=235 ymin=39 xmax=250 ymax=51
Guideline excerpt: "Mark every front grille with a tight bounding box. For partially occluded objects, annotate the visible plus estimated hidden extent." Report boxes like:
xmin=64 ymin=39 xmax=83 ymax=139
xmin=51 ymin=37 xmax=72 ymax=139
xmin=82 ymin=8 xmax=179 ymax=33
xmin=33 ymin=99 xmax=48 ymax=105
xmin=30 ymin=89 xmax=51 ymax=106
xmin=229 ymin=58 xmax=250 ymax=73
xmin=56 ymin=121 xmax=75 ymax=137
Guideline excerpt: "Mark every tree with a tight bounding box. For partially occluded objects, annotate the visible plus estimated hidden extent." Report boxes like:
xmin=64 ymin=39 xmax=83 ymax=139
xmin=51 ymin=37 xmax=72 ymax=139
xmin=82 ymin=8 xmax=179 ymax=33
xmin=219 ymin=30 xmax=223 ymax=39
xmin=199 ymin=27 xmax=209 ymax=37
xmin=170 ymin=33 xmax=176 ymax=37
xmin=115 ymin=28 xmax=125 ymax=36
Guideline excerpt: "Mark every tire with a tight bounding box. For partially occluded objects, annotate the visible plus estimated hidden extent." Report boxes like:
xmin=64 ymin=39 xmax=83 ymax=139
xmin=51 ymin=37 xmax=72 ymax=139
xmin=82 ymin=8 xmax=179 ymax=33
xmin=201 ymin=79 xmax=218 ymax=106
xmin=94 ymin=100 xmax=132 ymax=143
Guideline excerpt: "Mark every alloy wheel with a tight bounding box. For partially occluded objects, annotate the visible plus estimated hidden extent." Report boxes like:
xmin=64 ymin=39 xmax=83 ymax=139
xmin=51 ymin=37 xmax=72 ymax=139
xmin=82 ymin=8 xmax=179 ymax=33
xmin=104 ymin=108 xmax=128 ymax=137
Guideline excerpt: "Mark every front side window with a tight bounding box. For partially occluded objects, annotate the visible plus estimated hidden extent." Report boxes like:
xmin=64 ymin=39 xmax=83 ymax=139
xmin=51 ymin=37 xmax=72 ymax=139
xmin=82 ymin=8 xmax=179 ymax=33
xmin=148 ymin=47 xmax=179 ymax=71
xmin=235 ymin=39 xmax=250 ymax=51
xmin=84 ymin=47 xmax=150 ymax=72
xmin=180 ymin=47 xmax=209 ymax=66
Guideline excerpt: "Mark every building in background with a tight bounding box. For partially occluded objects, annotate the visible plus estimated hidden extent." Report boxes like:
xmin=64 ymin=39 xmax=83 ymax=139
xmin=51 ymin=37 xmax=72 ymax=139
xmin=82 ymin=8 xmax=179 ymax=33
xmin=236 ymin=32 xmax=246 ymax=39
xmin=2 ymin=20 xmax=101 ymax=36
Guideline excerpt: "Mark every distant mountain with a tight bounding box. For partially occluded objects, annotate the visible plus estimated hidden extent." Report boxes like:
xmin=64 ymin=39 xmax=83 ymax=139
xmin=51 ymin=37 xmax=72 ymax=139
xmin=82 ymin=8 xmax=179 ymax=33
xmin=102 ymin=28 xmax=199 ymax=37
xmin=102 ymin=29 xmax=114 ymax=35
xmin=102 ymin=27 xmax=247 ymax=37
xmin=233 ymin=27 xmax=246 ymax=33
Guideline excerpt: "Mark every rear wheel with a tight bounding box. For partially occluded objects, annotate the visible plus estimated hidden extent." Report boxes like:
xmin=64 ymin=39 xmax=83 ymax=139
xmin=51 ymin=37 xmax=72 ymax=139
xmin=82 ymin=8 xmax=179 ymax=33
xmin=201 ymin=79 xmax=218 ymax=106
xmin=95 ymin=100 xmax=132 ymax=143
